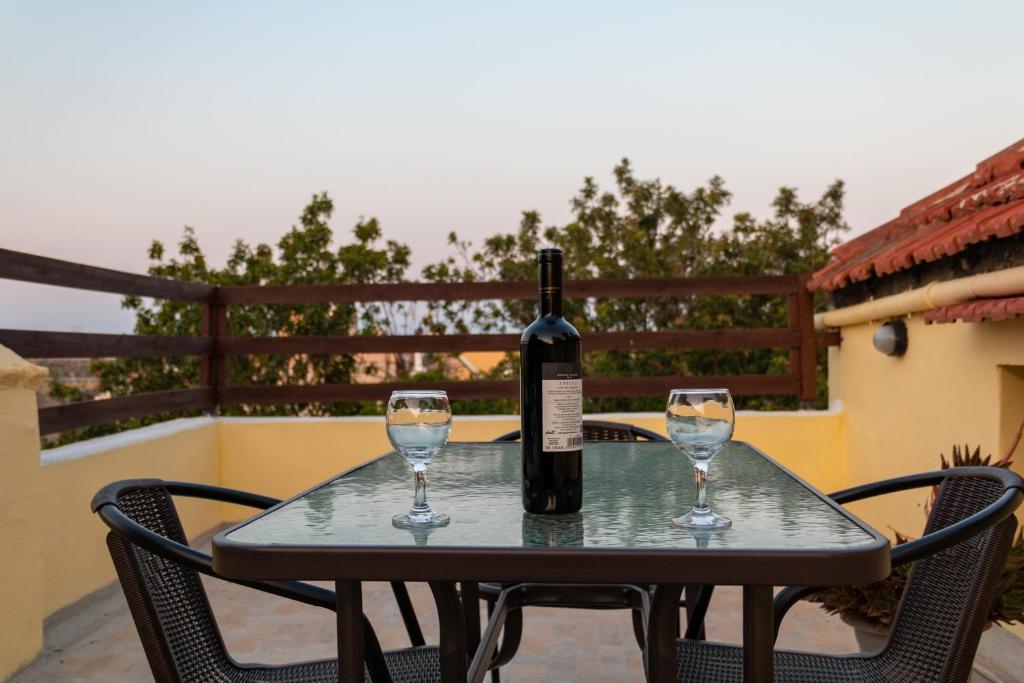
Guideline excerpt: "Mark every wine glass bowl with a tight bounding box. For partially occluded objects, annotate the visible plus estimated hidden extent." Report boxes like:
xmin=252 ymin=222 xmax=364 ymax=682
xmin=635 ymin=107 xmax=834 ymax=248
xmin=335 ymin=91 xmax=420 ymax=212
xmin=387 ymin=390 xmax=452 ymax=528
xmin=666 ymin=388 xmax=735 ymax=529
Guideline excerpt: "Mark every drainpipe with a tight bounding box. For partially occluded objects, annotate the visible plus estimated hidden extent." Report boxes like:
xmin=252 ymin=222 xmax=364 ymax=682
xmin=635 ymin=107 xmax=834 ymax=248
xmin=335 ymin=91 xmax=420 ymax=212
xmin=814 ymin=264 xmax=1024 ymax=330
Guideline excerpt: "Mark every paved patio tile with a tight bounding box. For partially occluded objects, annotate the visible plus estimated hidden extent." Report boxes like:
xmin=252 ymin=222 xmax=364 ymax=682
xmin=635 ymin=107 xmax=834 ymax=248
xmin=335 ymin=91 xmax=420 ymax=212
xmin=11 ymin=535 xmax=866 ymax=682
xmin=11 ymin=578 xmax=862 ymax=681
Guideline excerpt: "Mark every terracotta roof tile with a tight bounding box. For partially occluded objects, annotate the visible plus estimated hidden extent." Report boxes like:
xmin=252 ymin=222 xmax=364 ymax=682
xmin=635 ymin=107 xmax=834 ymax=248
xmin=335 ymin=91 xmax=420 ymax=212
xmin=809 ymin=139 xmax=1024 ymax=292
xmin=924 ymin=295 xmax=1024 ymax=324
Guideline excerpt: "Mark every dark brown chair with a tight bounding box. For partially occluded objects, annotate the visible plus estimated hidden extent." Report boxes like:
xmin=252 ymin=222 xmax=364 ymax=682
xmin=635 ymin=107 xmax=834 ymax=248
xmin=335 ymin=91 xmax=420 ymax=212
xmin=482 ymin=421 xmax=672 ymax=681
xmin=92 ymin=479 xmax=440 ymax=683
xmin=673 ymin=467 xmax=1024 ymax=682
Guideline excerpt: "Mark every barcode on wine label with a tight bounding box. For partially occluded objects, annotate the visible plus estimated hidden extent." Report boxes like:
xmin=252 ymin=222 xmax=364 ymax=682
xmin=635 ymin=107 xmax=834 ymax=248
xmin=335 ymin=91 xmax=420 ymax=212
xmin=566 ymin=436 xmax=583 ymax=448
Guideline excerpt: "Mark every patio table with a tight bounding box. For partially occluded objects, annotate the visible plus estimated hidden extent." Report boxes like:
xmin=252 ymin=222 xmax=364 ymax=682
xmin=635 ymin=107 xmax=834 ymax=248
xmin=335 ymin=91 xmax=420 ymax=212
xmin=213 ymin=441 xmax=890 ymax=683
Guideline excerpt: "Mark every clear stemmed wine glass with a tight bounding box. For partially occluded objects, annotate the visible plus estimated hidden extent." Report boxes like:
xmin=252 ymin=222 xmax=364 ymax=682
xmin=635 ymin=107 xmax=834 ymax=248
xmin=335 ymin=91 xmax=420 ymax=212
xmin=666 ymin=388 xmax=735 ymax=529
xmin=387 ymin=390 xmax=452 ymax=529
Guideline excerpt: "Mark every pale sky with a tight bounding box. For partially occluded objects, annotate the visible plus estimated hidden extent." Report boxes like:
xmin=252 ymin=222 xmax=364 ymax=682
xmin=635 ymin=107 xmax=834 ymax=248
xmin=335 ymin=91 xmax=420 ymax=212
xmin=2 ymin=1 xmax=1022 ymax=332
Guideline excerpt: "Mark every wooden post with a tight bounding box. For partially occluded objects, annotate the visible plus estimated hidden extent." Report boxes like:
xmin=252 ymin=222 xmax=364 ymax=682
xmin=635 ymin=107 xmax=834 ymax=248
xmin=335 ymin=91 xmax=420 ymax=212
xmin=796 ymin=274 xmax=817 ymax=407
xmin=200 ymin=292 xmax=226 ymax=410
xmin=787 ymin=290 xmax=801 ymax=396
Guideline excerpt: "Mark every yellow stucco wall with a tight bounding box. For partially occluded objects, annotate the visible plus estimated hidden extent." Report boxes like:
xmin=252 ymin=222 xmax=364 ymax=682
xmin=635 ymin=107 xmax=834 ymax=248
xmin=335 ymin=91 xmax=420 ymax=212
xmin=0 ymin=342 xmax=846 ymax=681
xmin=4 ymin=314 xmax=1022 ymax=677
xmin=217 ymin=410 xmax=846 ymax=519
xmin=0 ymin=348 xmax=47 ymax=681
xmin=39 ymin=420 xmax=221 ymax=615
xmin=24 ymin=410 xmax=849 ymax=622
xmin=218 ymin=416 xmax=537 ymax=519
xmin=829 ymin=315 xmax=1024 ymax=538
xmin=218 ymin=417 xmax=393 ymax=520
xmin=586 ymin=410 xmax=848 ymax=493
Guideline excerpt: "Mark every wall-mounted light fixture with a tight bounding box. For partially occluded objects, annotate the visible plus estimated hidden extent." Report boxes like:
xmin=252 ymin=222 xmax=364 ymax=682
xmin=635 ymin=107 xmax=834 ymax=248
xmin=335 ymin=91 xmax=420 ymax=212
xmin=872 ymin=319 xmax=908 ymax=357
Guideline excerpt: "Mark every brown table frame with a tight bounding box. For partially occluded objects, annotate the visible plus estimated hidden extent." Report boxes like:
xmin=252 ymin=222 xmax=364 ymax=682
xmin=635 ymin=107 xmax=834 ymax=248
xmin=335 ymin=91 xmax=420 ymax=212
xmin=213 ymin=442 xmax=890 ymax=682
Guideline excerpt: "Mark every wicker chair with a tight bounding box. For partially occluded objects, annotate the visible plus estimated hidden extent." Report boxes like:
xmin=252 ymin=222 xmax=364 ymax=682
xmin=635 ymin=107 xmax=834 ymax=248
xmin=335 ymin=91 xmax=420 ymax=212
xmin=92 ymin=479 xmax=440 ymax=683
xmin=674 ymin=466 xmax=1024 ymax=682
xmin=482 ymin=421 xmax=671 ymax=681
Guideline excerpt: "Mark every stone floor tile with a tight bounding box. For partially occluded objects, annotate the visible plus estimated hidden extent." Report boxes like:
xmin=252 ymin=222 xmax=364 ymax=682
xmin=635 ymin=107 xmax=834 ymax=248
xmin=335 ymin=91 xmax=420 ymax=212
xmin=15 ymin=535 xmax=1006 ymax=682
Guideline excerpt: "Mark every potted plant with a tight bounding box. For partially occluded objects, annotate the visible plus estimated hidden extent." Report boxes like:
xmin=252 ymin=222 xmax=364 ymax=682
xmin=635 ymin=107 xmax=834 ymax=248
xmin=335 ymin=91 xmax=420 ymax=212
xmin=811 ymin=426 xmax=1024 ymax=657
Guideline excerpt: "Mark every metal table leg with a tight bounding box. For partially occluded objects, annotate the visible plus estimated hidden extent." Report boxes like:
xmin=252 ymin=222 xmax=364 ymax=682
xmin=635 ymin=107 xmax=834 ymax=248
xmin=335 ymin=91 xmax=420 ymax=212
xmin=742 ymin=585 xmax=774 ymax=683
xmin=461 ymin=581 xmax=482 ymax=658
xmin=646 ymin=584 xmax=684 ymax=682
xmin=430 ymin=581 xmax=468 ymax=682
xmin=336 ymin=580 xmax=363 ymax=683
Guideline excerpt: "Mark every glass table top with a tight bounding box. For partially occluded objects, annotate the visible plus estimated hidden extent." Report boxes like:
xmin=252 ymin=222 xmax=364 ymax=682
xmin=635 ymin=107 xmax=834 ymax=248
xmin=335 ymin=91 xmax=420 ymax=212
xmin=226 ymin=442 xmax=877 ymax=551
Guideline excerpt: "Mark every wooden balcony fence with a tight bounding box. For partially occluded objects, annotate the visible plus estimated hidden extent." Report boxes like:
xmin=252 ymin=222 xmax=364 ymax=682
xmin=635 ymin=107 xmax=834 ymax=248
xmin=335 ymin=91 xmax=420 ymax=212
xmin=0 ymin=248 xmax=839 ymax=436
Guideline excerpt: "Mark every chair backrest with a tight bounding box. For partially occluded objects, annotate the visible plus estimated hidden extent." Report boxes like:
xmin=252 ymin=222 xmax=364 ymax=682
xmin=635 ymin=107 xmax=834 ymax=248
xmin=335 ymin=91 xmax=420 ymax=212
xmin=493 ymin=420 xmax=668 ymax=443
xmin=881 ymin=472 xmax=1018 ymax=681
xmin=103 ymin=483 xmax=231 ymax=683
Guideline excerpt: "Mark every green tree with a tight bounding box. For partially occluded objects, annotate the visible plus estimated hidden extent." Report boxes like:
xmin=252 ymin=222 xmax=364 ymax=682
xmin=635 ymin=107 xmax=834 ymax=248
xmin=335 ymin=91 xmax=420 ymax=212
xmin=49 ymin=193 xmax=411 ymax=445
xmin=422 ymin=159 xmax=847 ymax=411
xmin=48 ymin=163 xmax=847 ymax=444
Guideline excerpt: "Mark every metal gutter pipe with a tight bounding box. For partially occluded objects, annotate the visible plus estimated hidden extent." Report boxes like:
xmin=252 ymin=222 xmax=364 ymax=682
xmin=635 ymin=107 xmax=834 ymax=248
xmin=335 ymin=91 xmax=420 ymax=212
xmin=814 ymin=264 xmax=1024 ymax=330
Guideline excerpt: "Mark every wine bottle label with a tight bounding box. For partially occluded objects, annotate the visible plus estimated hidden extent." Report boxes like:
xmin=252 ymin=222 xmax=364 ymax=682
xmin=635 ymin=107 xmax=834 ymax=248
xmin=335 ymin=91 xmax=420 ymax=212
xmin=541 ymin=362 xmax=583 ymax=452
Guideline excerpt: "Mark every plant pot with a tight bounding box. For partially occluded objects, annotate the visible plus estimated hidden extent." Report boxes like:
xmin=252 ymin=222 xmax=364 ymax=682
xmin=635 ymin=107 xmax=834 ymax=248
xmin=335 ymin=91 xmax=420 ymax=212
xmin=839 ymin=613 xmax=890 ymax=653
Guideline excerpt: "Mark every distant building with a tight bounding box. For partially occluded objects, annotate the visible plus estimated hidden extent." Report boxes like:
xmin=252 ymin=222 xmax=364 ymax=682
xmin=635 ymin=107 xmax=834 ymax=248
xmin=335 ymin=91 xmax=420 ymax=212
xmin=27 ymin=358 xmax=105 ymax=409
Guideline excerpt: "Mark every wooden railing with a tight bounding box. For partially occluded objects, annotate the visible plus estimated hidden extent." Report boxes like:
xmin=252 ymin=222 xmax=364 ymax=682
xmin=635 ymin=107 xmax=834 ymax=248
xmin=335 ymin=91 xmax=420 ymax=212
xmin=0 ymin=248 xmax=838 ymax=436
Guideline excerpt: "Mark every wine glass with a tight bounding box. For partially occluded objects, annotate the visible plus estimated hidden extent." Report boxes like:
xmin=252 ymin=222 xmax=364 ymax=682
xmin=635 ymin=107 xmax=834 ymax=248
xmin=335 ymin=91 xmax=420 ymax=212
xmin=387 ymin=390 xmax=452 ymax=528
xmin=666 ymin=388 xmax=735 ymax=529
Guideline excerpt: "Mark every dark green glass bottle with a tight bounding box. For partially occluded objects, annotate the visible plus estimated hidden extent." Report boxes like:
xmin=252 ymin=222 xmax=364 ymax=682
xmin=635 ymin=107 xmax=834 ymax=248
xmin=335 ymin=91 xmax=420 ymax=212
xmin=520 ymin=248 xmax=583 ymax=513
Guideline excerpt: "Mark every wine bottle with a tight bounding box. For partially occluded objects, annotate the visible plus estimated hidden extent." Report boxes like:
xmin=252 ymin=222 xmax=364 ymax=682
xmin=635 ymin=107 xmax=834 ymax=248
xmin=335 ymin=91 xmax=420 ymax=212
xmin=520 ymin=248 xmax=583 ymax=513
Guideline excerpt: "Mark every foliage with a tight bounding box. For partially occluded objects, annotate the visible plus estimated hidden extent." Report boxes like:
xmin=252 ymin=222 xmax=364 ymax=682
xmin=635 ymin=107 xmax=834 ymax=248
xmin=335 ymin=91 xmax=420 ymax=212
xmin=812 ymin=533 xmax=915 ymax=627
xmin=47 ymin=160 xmax=849 ymax=441
xmin=422 ymin=159 xmax=847 ymax=412
xmin=47 ymin=193 xmax=411 ymax=445
xmin=811 ymin=427 xmax=1024 ymax=628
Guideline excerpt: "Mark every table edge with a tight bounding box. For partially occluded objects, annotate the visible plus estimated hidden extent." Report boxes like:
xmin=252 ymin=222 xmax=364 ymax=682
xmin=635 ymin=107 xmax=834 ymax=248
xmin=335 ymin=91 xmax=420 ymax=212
xmin=212 ymin=441 xmax=891 ymax=586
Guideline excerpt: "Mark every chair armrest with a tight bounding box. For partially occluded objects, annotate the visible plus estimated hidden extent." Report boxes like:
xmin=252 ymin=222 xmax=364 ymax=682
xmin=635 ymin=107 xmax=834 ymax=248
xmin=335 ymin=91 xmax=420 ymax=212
xmin=92 ymin=479 xmax=396 ymax=681
xmin=492 ymin=430 xmax=520 ymax=442
xmin=164 ymin=480 xmax=281 ymax=510
xmin=91 ymin=478 xmax=281 ymax=513
xmin=890 ymin=486 xmax=1022 ymax=566
xmin=773 ymin=467 xmax=1024 ymax=641
xmin=629 ymin=425 xmax=669 ymax=442
xmin=96 ymin=503 xmax=337 ymax=610
xmin=828 ymin=470 xmax=948 ymax=504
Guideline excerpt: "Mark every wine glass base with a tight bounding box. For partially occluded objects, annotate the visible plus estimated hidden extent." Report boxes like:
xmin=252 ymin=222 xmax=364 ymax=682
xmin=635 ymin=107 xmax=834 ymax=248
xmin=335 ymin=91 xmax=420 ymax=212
xmin=672 ymin=509 xmax=731 ymax=529
xmin=392 ymin=512 xmax=450 ymax=529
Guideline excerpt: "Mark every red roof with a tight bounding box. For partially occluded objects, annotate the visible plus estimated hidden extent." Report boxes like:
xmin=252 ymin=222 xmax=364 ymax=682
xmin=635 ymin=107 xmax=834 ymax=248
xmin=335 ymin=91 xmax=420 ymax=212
xmin=924 ymin=295 xmax=1024 ymax=325
xmin=809 ymin=138 xmax=1024 ymax=292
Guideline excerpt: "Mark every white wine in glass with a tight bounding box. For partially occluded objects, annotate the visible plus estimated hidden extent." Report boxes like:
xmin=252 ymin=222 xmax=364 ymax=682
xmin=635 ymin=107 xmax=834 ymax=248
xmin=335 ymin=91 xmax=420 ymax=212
xmin=387 ymin=390 xmax=452 ymax=528
xmin=666 ymin=388 xmax=735 ymax=529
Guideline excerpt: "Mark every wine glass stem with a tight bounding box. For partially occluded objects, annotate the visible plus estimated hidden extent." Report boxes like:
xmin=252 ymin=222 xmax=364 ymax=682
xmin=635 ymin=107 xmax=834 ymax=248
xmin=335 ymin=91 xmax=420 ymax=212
xmin=411 ymin=465 xmax=430 ymax=514
xmin=693 ymin=461 xmax=710 ymax=511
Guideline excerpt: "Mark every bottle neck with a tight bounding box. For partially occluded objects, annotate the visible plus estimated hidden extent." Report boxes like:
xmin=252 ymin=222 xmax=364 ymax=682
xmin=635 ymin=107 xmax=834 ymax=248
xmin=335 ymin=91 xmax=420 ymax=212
xmin=539 ymin=259 xmax=563 ymax=317
xmin=540 ymin=287 xmax=562 ymax=317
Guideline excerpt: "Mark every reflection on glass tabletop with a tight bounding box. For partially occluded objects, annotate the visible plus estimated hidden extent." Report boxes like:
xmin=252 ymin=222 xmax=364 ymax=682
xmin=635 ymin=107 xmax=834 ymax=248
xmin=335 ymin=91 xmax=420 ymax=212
xmin=225 ymin=442 xmax=877 ymax=551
